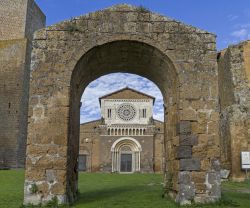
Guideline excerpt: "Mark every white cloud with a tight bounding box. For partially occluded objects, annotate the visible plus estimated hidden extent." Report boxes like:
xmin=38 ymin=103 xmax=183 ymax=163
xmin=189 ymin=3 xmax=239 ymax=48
xmin=227 ymin=12 xmax=250 ymax=46
xmin=227 ymin=14 xmax=238 ymax=21
xmin=231 ymin=28 xmax=248 ymax=39
xmin=80 ymin=73 xmax=164 ymax=123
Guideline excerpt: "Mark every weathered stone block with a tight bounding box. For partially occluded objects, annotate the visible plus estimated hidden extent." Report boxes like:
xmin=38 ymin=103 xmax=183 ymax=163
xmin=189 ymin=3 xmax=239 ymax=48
xmin=180 ymin=85 xmax=202 ymax=100
xmin=191 ymin=172 xmax=205 ymax=183
xmin=53 ymin=158 xmax=67 ymax=169
xmin=176 ymin=183 xmax=195 ymax=205
xmin=180 ymin=134 xmax=198 ymax=146
xmin=207 ymin=121 xmax=218 ymax=134
xmin=51 ymin=183 xmax=66 ymax=195
xmin=178 ymin=171 xmax=191 ymax=184
xmin=191 ymin=121 xmax=206 ymax=134
xmin=124 ymin=22 xmax=137 ymax=33
xmin=176 ymin=121 xmax=191 ymax=135
xmin=26 ymin=168 xmax=45 ymax=181
xmin=211 ymin=159 xmax=220 ymax=171
xmin=180 ymin=108 xmax=197 ymax=121
xmin=201 ymin=159 xmax=210 ymax=171
xmin=209 ymin=183 xmax=221 ymax=198
xmin=198 ymin=134 xmax=208 ymax=145
xmin=207 ymin=147 xmax=220 ymax=158
xmin=191 ymin=100 xmax=205 ymax=110
xmin=172 ymin=160 xmax=180 ymax=171
xmin=206 ymin=172 xmax=221 ymax=198
xmin=220 ymin=169 xmax=230 ymax=179
xmin=38 ymin=182 xmax=49 ymax=193
xmin=192 ymin=144 xmax=208 ymax=158
xmin=176 ymin=146 xmax=192 ymax=159
xmin=197 ymin=112 xmax=207 ymax=123
xmin=152 ymin=22 xmax=166 ymax=33
xmin=180 ymin=158 xmax=201 ymax=171
xmin=173 ymin=136 xmax=180 ymax=146
xmin=46 ymin=169 xmax=56 ymax=183
xmin=207 ymin=172 xmax=220 ymax=184
xmin=195 ymin=183 xmax=206 ymax=194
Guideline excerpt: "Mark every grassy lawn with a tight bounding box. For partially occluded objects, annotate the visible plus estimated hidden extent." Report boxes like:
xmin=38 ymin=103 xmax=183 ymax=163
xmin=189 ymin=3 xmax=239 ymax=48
xmin=222 ymin=180 xmax=250 ymax=190
xmin=0 ymin=170 xmax=250 ymax=208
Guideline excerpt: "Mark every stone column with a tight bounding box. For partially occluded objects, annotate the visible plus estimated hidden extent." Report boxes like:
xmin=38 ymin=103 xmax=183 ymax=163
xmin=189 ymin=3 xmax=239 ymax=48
xmin=174 ymin=119 xmax=221 ymax=205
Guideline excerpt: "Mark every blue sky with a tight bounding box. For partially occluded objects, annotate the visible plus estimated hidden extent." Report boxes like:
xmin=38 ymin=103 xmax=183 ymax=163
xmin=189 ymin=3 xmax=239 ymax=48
xmin=35 ymin=0 xmax=250 ymax=123
xmin=36 ymin=0 xmax=250 ymax=49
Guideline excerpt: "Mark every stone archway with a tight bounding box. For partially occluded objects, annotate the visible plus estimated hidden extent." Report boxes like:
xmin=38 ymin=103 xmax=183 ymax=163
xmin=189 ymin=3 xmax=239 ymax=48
xmin=111 ymin=137 xmax=142 ymax=172
xmin=24 ymin=4 xmax=221 ymax=205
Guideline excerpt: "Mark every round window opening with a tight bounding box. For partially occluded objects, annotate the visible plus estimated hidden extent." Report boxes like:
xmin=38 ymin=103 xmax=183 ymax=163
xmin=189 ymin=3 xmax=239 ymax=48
xmin=117 ymin=103 xmax=136 ymax=121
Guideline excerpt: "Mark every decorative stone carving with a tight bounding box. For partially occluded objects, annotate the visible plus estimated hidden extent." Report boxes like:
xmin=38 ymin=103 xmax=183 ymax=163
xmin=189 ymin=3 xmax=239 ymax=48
xmin=117 ymin=103 xmax=136 ymax=121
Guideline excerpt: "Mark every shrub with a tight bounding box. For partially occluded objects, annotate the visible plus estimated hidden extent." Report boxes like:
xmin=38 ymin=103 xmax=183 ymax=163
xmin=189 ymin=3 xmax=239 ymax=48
xmin=30 ymin=184 xmax=38 ymax=194
xmin=64 ymin=19 xmax=79 ymax=32
xmin=136 ymin=5 xmax=150 ymax=13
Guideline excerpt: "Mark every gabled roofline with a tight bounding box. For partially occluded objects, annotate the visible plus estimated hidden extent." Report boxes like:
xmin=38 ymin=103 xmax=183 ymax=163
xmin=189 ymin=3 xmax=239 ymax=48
xmin=80 ymin=118 xmax=102 ymax=125
xmin=153 ymin=118 xmax=164 ymax=123
xmin=98 ymin=87 xmax=155 ymax=105
xmin=43 ymin=4 xmax=213 ymax=35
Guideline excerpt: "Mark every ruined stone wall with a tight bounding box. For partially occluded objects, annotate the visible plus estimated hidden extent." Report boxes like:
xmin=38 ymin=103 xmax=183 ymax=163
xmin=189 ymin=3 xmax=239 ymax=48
xmin=0 ymin=0 xmax=27 ymax=40
xmin=0 ymin=0 xmax=45 ymax=168
xmin=25 ymin=4 xmax=220 ymax=205
xmin=0 ymin=0 xmax=45 ymax=41
xmin=25 ymin=0 xmax=46 ymax=41
xmin=0 ymin=39 xmax=28 ymax=168
xmin=218 ymin=41 xmax=250 ymax=181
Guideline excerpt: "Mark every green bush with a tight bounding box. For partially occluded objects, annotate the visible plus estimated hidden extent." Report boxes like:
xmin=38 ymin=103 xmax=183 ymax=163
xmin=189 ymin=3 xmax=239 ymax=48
xmin=136 ymin=5 xmax=150 ymax=13
xmin=30 ymin=184 xmax=38 ymax=194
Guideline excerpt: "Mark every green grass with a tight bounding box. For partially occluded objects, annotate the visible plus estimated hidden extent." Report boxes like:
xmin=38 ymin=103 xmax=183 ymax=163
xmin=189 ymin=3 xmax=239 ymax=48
xmin=222 ymin=179 xmax=250 ymax=190
xmin=0 ymin=170 xmax=24 ymax=208
xmin=0 ymin=170 xmax=250 ymax=208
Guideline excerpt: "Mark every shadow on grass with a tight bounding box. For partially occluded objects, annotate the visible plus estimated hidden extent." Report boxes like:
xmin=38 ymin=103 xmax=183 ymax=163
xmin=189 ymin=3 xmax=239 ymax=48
xmin=75 ymin=185 xmax=142 ymax=204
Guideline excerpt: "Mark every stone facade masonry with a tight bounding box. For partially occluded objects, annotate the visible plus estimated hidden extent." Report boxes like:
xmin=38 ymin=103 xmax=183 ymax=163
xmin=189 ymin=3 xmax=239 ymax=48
xmin=0 ymin=0 xmax=45 ymax=41
xmin=0 ymin=0 xmax=27 ymax=40
xmin=218 ymin=41 xmax=250 ymax=181
xmin=79 ymin=121 xmax=164 ymax=173
xmin=0 ymin=39 xmax=30 ymax=168
xmin=0 ymin=0 xmax=45 ymax=168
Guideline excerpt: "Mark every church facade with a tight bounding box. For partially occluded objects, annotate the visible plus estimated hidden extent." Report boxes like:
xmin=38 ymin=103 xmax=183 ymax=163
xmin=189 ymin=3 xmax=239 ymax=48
xmin=78 ymin=87 xmax=164 ymax=173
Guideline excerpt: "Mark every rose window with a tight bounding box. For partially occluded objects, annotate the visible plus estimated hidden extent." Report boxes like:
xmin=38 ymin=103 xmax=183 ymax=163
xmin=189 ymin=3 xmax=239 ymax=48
xmin=117 ymin=104 xmax=136 ymax=121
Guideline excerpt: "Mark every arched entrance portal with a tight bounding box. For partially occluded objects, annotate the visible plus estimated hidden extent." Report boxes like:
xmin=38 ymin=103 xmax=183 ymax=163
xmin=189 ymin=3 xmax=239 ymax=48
xmin=111 ymin=137 xmax=142 ymax=173
xmin=24 ymin=4 xmax=221 ymax=206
